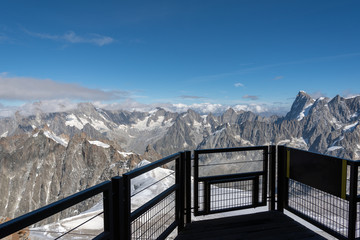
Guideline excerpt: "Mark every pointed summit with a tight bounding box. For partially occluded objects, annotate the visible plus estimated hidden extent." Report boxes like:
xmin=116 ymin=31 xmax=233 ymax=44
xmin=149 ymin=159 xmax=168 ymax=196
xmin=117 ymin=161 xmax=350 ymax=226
xmin=285 ymin=91 xmax=315 ymax=121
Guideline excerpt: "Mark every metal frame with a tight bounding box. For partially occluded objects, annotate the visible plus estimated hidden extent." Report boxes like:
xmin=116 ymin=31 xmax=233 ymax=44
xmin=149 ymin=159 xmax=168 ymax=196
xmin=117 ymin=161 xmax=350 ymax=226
xmin=280 ymin=146 xmax=360 ymax=240
xmin=193 ymin=146 xmax=269 ymax=216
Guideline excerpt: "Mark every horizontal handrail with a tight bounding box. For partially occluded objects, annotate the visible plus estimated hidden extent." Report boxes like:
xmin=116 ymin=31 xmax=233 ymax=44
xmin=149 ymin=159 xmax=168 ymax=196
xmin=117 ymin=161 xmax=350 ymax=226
xmin=195 ymin=146 xmax=267 ymax=154
xmin=0 ymin=180 xmax=111 ymax=239
xmin=198 ymin=171 xmax=264 ymax=182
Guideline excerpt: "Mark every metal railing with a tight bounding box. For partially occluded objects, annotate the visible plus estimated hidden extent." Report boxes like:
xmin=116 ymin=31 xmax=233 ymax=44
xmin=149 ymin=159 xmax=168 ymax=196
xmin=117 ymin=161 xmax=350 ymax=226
xmin=277 ymin=146 xmax=360 ymax=240
xmin=122 ymin=152 xmax=186 ymax=240
xmin=1 ymin=145 xmax=360 ymax=240
xmin=0 ymin=180 xmax=112 ymax=239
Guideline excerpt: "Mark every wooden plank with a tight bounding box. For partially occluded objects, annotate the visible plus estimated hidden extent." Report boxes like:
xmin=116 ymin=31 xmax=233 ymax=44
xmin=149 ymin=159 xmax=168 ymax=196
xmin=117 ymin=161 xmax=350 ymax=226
xmin=176 ymin=211 xmax=327 ymax=240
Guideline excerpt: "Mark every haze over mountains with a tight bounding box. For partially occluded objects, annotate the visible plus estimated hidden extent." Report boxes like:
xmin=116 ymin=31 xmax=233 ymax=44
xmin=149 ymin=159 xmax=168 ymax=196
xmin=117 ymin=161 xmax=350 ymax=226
xmin=1 ymin=91 xmax=360 ymax=221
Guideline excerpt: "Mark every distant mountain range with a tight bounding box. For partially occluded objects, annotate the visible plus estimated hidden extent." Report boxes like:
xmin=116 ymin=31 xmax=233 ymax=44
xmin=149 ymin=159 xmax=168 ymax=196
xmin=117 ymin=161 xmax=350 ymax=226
xmin=1 ymin=91 xmax=360 ymax=221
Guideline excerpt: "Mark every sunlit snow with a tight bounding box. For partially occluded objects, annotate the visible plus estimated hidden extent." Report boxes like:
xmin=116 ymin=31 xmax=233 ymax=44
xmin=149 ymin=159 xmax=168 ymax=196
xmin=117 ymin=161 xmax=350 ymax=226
xmin=297 ymin=103 xmax=313 ymax=121
xmin=88 ymin=140 xmax=110 ymax=149
xmin=65 ymin=114 xmax=84 ymax=130
xmin=327 ymin=146 xmax=343 ymax=152
xmin=343 ymin=122 xmax=359 ymax=132
xmin=1 ymin=131 xmax=8 ymax=138
xmin=33 ymin=131 xmax=68 ymax=147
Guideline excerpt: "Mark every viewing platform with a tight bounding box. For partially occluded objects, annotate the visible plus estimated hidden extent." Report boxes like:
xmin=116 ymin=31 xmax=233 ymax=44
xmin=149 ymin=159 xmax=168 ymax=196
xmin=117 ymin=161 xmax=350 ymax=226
xmin=1 ymin=145 xmax=359 ymax=239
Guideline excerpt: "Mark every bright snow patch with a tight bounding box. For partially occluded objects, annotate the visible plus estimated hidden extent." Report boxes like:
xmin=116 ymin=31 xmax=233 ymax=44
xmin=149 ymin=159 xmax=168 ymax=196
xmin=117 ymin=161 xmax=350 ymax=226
xmin=212 ymin=127 xmax=225 ymax=136
xmin=65 ymin=114 xmax=84 ymax=130
xmin=1 ymin=131 xmax=8 ymax=138
xmin=297 ymin=103 xmax=313 ymax=121
xmin=88 ymin=140 xmax=110 ymax=149
xmin=277 ymin=138 xmax=307 ymax=148
xmin=89 ymin=117 xmax=109 ymax=132
xmin=118 ymin=151 xmax=134 ymax=157
xmin=33 ymin=131 xmax=68 ymax=147
xmin=327 ymin=146 xmax=343 ymax=152
xmin=344 ymin=122 xmax=359 ymax=132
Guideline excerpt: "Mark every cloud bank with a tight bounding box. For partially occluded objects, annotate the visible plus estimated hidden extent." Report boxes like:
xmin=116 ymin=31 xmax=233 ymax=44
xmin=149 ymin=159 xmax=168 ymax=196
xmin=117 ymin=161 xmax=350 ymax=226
xmin=0 ymin=76 xmax=128 ymax=101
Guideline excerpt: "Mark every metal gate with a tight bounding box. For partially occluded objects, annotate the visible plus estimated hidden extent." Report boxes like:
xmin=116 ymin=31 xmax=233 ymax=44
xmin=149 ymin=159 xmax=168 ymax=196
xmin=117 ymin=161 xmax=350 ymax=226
xmin=193 ymin=146 xmax=269 ymax=216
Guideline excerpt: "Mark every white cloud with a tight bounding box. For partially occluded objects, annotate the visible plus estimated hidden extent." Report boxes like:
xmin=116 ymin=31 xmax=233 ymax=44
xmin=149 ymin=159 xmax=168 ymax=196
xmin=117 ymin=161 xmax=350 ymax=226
xmin=24 ymin=29 xmax=114 ymax=46
xmin=234 ymin=83 xmax=244 ymax=87
xmin=242 ymin=95 xmax=259 ymax=100
xmin=0 ymin=76 xmax=129 ymax=101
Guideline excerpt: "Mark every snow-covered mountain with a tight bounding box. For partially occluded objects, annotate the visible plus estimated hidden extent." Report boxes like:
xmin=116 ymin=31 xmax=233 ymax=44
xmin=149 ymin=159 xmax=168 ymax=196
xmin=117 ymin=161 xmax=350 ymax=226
xmin=1 ymin=91 xmax=360 ymax=223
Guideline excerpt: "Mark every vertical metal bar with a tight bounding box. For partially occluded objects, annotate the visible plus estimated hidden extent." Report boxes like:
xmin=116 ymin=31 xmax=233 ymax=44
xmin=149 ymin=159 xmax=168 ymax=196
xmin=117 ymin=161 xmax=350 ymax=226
xmin=103 ymin=185 xmax=111 ymax=238
xmin=176 ymin=153 xmax=185 ymax=231
xmin=348 ymin=161 xmax=358 ymax=240
xmin=193 ymin=151 xmax=199 ymax=216
xmin=277 ymin=145 xmax=285 ymax=212
xmin=253 ymin=176 xmax=259 ymax=206
xmin=204 ymin=181 xmax=210 ymax=214
xmin=269 ymin=145 xmax=276 ymax=211
xmin=262 ymin=147 xmax=268 ymax=205
xmin=123 ymin=174 xmax=132 ymax=240
xmin=111 ymin=176 xmax=124 ymax=240
xmin=185 ymin=150 xmax=192 ymax=225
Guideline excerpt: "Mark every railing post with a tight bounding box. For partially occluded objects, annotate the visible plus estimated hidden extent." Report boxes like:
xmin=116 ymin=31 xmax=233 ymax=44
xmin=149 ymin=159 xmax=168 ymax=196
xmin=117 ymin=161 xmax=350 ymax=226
xmin=111 ymin=176 xmax=124 ymax=240
xmin=193 ymin=150 xmax=199 ymax=216
xmin=262 ymin=147 xmax=268 ymax=207
xmin=269 ymin=145 xmax=276 ymax=211
xmin=177 ymin=152 xmax=185 ymax=231
xmin=277 ymin=145 xmax=286 ymax=212
xmin=184 ymin=151 xmax=192 ymax=226
xmin=103 ymin=184 xmax=111 ymax=239
xmin=348 ymin=162 xmax=358 ymax=240
xmin=123 ymin=174 xmax=131 ymax=240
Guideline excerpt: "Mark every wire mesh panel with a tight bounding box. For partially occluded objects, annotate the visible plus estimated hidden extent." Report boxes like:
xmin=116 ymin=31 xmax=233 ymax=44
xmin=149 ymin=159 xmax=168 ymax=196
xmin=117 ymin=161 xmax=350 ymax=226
xmin=209 ymin=179 xmax=253 ymax=212
xmin=124 ymin=153 xmax=183 ymax=240
xmin=288 ymin=179 xmax=349 ymax=238
xmin=131 ymin=192 xmax=176 ymax=240
xmin=194 ymin=147 xmax=268 ymax=216
xmin=130 ymin=166 xmax=176 ymax=213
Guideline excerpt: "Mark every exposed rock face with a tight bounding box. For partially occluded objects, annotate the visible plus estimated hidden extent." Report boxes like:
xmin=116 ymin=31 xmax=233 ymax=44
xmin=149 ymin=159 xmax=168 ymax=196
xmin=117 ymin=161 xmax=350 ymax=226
xmin=285 ymin=91 xmax=315 ymax=121
xmin=0 ymin=130 xmax=143 ymax=223
xmin=1 ymin=91 xmax=360 ymax=222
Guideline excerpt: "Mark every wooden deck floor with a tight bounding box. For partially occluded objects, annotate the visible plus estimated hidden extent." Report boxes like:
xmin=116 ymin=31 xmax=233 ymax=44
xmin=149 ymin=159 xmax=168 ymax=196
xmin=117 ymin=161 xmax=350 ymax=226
xmin=175 ymin=211 xmax=327 ymax=240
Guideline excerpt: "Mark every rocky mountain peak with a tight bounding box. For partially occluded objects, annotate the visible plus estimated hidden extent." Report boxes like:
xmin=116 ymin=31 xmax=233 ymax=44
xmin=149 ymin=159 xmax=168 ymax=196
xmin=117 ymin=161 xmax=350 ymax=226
xmin=285 ymin=91 xmax=315 ymax=121
xmin=75 ymin=102 xmax=97 ymax=115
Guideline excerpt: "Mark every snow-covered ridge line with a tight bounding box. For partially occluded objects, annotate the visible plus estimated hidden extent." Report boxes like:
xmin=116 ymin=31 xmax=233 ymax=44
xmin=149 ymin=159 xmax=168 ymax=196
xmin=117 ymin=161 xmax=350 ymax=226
xmin=33 ymin=130 xmax=68 ymax=147
xmin=88 ymin=140 xmax=110 ymax=149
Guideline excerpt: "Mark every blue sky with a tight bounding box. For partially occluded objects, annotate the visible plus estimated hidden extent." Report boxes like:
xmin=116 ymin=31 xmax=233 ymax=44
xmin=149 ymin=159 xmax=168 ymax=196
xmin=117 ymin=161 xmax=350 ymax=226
xmin=1 ymin=0 xmax=360 ymax=115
